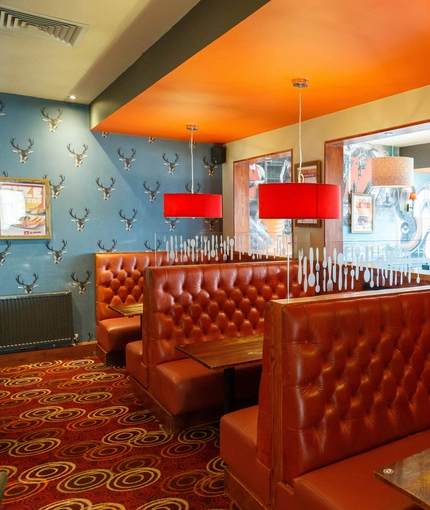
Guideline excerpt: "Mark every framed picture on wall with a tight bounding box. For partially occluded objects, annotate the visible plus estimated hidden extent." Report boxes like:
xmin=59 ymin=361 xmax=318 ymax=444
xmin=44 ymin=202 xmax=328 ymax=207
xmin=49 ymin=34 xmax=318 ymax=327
xmin=0 ymin=177 xmax=51 ymax=239
xmin=293 ymin=160 xmax=322 ymax=228
xmin=351 ymin=193 xmax=374 ymax=233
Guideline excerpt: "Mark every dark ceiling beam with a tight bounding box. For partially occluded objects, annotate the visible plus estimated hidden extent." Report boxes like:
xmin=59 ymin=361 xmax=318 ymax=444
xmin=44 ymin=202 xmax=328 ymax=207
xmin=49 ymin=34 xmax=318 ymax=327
xmin=89 ymin=0 xmax=270 ymax=128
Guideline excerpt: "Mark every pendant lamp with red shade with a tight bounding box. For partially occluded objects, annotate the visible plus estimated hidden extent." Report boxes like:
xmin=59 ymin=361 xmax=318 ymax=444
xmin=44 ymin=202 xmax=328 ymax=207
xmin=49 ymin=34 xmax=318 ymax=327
xmin=163 ymin=125 xmax=222 ymax=218
xmin=258 ymin=79 xmax=341 ymax=221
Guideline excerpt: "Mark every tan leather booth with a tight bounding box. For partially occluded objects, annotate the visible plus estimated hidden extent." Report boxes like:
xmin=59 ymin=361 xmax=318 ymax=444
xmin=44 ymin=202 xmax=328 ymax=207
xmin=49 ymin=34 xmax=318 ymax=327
xmin=221 ymin=287 xmax=430 ymax=509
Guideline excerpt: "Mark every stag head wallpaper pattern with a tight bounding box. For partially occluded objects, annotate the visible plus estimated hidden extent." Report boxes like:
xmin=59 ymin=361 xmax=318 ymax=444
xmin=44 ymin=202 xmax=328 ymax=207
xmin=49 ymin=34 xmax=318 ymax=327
xmin=0 ymin=93 xmax=222 ymax=343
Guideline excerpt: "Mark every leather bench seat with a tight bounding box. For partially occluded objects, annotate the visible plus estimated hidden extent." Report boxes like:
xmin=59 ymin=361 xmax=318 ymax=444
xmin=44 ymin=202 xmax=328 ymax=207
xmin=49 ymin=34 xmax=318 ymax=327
xmin=290 ymin=428 xmax=430 ymax=510
xmin=125 ymin=339 xmax=148 ymax=389
xmin=154 ymin=359 xmax=262 ymax=416
xmin=221 ymin=287 xmax=430 ymax=509
xmin=221 ymin=406 xmax=428 ymax=510
xmin=96 ymin=316 xmax=141 ymax=353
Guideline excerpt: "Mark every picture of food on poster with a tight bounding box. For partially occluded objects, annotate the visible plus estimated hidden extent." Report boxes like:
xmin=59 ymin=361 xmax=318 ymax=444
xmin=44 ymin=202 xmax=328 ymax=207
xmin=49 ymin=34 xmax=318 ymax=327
xmin=343 ymin=143 xmax=430 ymax=259
xmin=0 ymin=178 xmax=50 ymax=239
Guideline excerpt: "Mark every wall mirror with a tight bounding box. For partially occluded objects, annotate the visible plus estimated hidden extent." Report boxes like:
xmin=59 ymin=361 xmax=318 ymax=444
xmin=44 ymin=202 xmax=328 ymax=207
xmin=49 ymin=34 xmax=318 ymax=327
xmin=233 ymin=149 xmax=292 ymax=254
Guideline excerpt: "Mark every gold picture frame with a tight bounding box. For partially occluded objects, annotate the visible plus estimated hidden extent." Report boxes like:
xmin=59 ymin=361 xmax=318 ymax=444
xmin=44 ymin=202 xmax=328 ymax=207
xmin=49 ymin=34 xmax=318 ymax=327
xmin=293 ymin=160 xmax=322 ymax=228
xmin=351 ymin=193 xmax=374 ymax=233
xmin=0 ymin=177 xmax=51 ymax=239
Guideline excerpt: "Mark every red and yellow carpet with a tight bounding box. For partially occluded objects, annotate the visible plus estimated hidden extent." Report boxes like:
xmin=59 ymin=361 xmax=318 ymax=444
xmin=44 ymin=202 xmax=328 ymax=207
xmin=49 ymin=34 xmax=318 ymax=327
xmin=0 ymin=358 xmax=232 ymax=509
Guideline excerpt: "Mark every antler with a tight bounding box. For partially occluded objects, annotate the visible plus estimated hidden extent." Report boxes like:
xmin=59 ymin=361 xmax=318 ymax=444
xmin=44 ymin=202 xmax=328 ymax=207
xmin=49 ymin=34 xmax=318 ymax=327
xmin=118 ymin=209 xmax=126 ymax=219
xmin=117 ymin=148 xmax=136 ymax=158
xmin=46 ymin=239 xmax=67 ymax=251
xmin=10 ymin=138 xmax=20 ymax=150
xmin=185 ymin=182 xmax=201 ymax=193
xmin=16 ymin=273 xmax=39 ymax=285
xmin=67 ymin=143 xmax=87 ymax=154
xmin=15 ymin=274 xmax=26 ymax=285
xmin=41 ymin=107 xmax=63 ymax=119
xmin=144 ymin=239 xmax=162 ymax=251
xmin=66 ymin=143 xmax=76 ymax=155
xmin=143 ymin=180 xmax=161 ymax=191
xmin=69 ymin=208 xmax=78 ymax=219
xmin=162 ymin=153 xmax=179 ymax=164
xmin=45 ymin=240 xmax=54 ymax=251
xmin=1 ymin=240 xmax=11 ymax=251
xmin=97 ymin=239 xmax=117 ymax=252
xmin=71 ymin=271 xmax=90 ymax=283
xmin=12 ymin=138 xmax=34 ymax=150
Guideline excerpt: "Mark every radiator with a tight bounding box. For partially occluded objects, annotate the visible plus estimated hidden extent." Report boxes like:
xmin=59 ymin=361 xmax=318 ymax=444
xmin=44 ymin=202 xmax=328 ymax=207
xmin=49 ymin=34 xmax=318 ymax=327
xmin=0 ymin=291 xmax=74 ymax=353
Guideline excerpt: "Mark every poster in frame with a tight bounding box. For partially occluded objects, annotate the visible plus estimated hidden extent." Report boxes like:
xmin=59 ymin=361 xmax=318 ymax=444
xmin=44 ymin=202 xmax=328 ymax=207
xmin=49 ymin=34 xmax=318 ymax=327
xmin=0 ymin=177 xmax=51 ymax=239
xmin=351 ymin=193 xmax=374 ymax=233
xmin=293 ymin=160 xmax=322 ymax=228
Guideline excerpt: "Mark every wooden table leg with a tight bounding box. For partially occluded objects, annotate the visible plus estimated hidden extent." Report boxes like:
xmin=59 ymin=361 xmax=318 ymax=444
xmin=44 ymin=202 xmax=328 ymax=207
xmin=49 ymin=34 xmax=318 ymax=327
xmin=224 ymin=367 xmax=235 ymax=414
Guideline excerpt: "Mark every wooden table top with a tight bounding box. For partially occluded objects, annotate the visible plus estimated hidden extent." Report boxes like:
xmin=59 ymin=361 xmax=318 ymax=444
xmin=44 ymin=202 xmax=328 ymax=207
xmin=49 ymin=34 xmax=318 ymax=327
xmin=176 ymin=334 xmax=263 ymax=371
xmin=108 ymin=303 xmax=144 ymax=317
xmin=374 ymin=449 xmax=430 ymax=509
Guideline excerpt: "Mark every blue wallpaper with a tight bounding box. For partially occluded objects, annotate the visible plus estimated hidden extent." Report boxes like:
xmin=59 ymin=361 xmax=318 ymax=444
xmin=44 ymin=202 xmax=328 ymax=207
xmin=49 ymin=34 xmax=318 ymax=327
xmin=0 ymin=93 xmax=222 ymax=343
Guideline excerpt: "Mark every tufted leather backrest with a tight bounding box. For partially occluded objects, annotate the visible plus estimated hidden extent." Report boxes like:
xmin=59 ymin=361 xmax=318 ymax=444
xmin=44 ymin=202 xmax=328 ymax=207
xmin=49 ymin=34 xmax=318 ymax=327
xmin=257 ymin=287 xmax=430 ymax=486
xmin=95 ymin=252 xmax=179 ymax=322
xmin=144 ymin=262 xmax=290 ymax=369
xmin=94 ymin=251 xmax=286 ymax=323
xmin=142 ymin=261 xmax=370 ymax=372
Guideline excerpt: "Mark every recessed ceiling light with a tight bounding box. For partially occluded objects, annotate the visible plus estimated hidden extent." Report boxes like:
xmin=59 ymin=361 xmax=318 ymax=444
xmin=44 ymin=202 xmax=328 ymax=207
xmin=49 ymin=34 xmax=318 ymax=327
xmin=68 ymin=95 xmax=77 ymax=100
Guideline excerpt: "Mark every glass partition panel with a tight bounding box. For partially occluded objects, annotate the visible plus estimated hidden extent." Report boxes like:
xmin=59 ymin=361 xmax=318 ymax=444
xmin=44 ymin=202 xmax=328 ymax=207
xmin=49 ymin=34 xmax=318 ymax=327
xmin=152 ymin=232 xmax=430 ymax=293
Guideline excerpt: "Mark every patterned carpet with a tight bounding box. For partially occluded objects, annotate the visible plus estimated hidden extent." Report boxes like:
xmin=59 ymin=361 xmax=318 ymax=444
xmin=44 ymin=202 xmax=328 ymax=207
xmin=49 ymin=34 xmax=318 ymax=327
xmin=0 ymin=358 xmax=233 ymax=510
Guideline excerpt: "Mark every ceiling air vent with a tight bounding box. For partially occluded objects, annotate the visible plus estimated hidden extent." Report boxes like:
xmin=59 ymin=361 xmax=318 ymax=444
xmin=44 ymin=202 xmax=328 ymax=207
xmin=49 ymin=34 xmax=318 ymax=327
xmin=0 ymin=5 xmax=89 ymax=47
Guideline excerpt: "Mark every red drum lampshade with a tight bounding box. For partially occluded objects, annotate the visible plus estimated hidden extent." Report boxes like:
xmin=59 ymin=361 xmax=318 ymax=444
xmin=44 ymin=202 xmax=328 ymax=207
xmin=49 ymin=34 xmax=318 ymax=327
xmin=164 ymin=193 xmax=222 ymax=218
xmin=258 ymin=182 xmax=341 ymax=219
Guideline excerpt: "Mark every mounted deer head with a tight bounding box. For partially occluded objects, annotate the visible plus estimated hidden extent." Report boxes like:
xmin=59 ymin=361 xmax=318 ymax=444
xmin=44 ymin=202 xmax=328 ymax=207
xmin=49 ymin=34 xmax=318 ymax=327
xmin=16 ymin=273 xmax=39 ymax=294
xmin=67 ymin=143 xmax=88 ymax=167
xmin=165 ymin=217 xmax=179 ymax=232
xmin=185 ymin=182 xmax=201 ymax=193
xmin=205 ymin=219 xmax=219 ymax=232
xmin=117 ymin=148 xmax=136 ymax=171
xmin=97 ymin=239 xmax=118 ymax=253
xmin=96 ymin=177 xmax=116 ymax=200
xmin=41 ymin=107 xmax=63 ymax=132
xmin=49 ymin=174 xmax=66 ymax=199
xmin=143 ymin=181 xmax=161 ymax=202
xmin=0 ymin=240 xmax=11 ymax=266
xmin=45 ymin=239 xmax=67 ymax=264
xmin=71 ymin=270 xmax=91 ymax=295
xmin=162 ymin=153 xmax=179 ymax=174
xmin=10 ymin=138 xmax=34 ymax=163
xmin=203 ymin=156 xmax=218 ymax=177
xmin=144 ymin=239 xmax=162 ymax=252
xmin=69 ymin=208 xmax=90 ymax=231
xmin=119 ymin=209 xmax=137 ymax=231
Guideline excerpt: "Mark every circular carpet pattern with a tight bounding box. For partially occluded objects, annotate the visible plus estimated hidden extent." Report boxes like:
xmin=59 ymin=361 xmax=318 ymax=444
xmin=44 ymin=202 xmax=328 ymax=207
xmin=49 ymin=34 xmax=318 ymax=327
xmin=0 ymin=357 xmax=232 ymax=509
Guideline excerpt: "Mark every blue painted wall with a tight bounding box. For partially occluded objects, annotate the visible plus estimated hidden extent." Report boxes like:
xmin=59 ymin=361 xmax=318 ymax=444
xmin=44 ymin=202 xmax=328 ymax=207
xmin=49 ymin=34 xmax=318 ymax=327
xmin=0 ymin=93 xmax=222 ymax=343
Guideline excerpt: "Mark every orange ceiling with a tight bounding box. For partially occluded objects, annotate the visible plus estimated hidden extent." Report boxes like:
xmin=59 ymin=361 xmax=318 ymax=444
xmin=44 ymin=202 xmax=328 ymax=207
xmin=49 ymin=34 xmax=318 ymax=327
xmin=92 ymin=0 xmax=430 ymax=144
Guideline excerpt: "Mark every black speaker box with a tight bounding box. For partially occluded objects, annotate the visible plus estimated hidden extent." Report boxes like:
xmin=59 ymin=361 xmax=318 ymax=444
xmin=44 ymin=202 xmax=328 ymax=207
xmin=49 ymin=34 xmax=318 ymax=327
xmin=211 ymin=145 xmax=226 ymax=165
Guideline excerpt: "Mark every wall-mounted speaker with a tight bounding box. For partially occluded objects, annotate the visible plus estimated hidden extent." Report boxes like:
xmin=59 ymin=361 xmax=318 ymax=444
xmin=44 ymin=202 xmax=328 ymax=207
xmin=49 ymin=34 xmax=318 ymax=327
xmin=211 ymin=145 xmax=226 ymax=165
